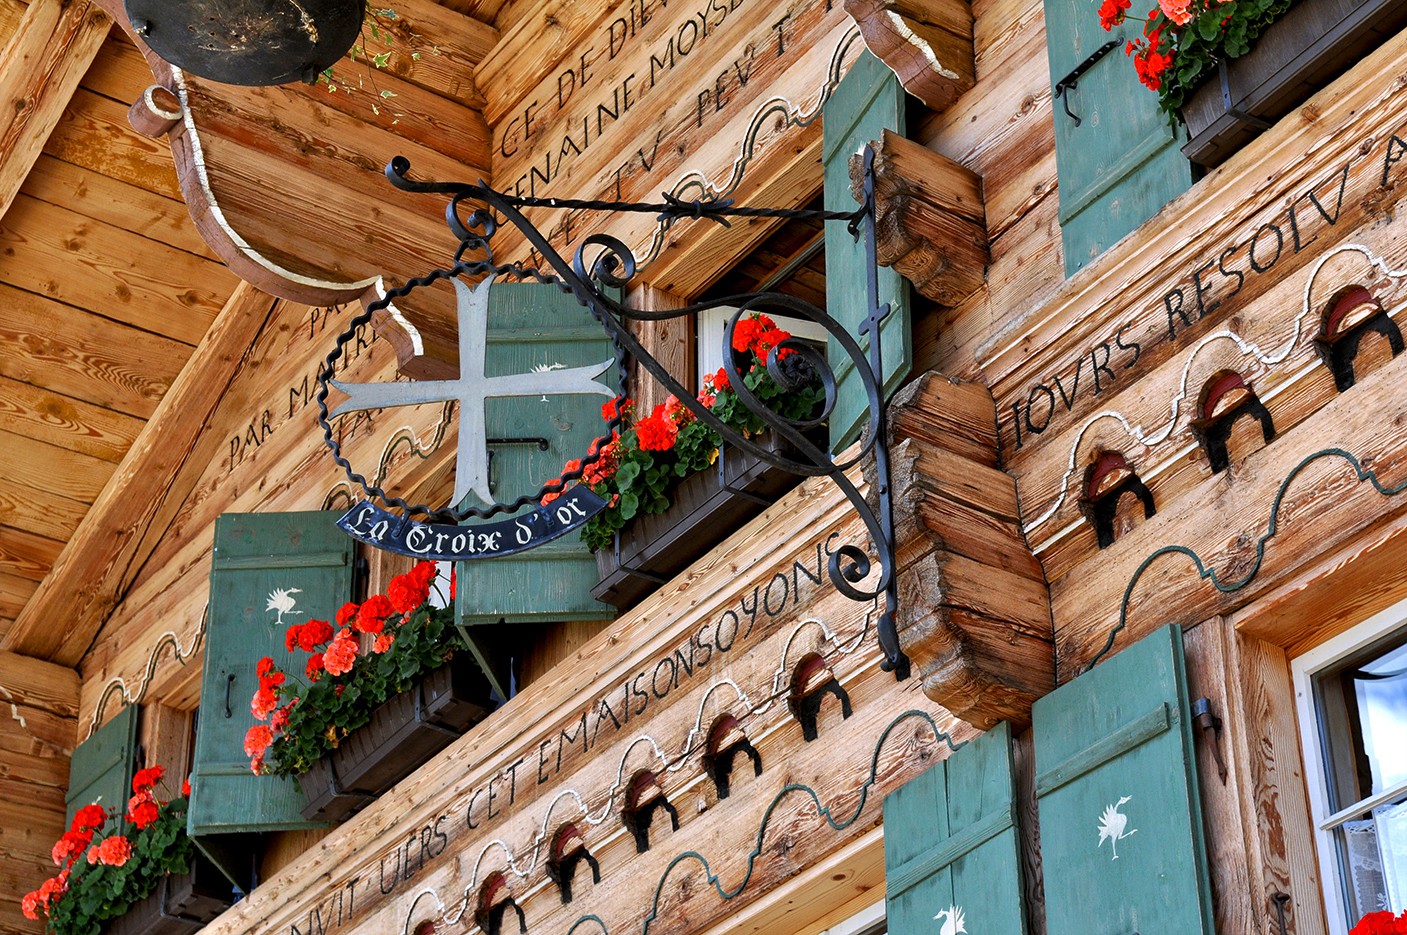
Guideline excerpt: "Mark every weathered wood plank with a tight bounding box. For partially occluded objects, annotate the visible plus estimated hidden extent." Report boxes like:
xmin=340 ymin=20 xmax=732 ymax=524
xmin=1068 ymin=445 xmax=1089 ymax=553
xmin=22 ymin=154 xmax=213 ymax=259
xmin=0 ymin=193 xmax=231 ymax=345
xmin=628 ymin=282 xmax=694 ymax=412
xmin=0 ymin=281 xmax=186 ymax=419
xmin=349 ymin=0 xmax=499 ymax=107
xmin=0 ymin=375 xmax=143 ymax=463
xmin=0 ymin=575 xmax=34 ymax=623
xmin=2 ymin=283 xmax=277 ymax=665
xmin=0 ymin=482 xmax=87 ymax=547
xmin=0 ymin=0 xmax=112 ymax=222
xmin=0 ymin=429 xmax=110 ymax=503
xmin=43 ymin=86 xmax=179 ymax=200
xmin=0 ymin=527 xmax=62 ymax=584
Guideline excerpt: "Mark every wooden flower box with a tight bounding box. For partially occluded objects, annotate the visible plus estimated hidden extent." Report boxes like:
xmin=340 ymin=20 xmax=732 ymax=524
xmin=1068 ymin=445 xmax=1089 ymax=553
xmin=102 ymin=854 xmax=232 ymax=935
xmin=298 ymin=655 xmax=494 ymax=823
xmin=1181 ymin=0 xmax=1407 ymax=167
xmin=591 ymin=434 xmax=804 ymax=610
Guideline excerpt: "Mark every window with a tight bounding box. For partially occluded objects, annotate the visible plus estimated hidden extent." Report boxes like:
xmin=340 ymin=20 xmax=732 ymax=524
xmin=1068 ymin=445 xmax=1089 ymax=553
xmin=1295 ymin=602 xmax=1407 ymax=930
xmin=695 ymin=304 xmax=828 ymax=386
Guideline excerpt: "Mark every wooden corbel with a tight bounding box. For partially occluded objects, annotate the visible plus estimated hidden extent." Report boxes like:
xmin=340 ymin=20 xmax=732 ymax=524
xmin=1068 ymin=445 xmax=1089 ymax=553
xmin=545 ymin=822 xmax=600 ymax=904
xmin=1314 ymin=284 xmax=1403 ymax=391
xmin=701 ymin=714 xmax=762 ymax=799
xmin=1082 ymin=451 xmax=1155 ymax=548
xmin=787 ymin=654 xmax=852 ymax=741
xmin=475 ymin=872 xmax=526 ymax=935
xmin=887 ymin=373 xmax=1054 ymax=729
xmin=841 ymin=0 xmax=975 ymax=111
xmin=621 ymin=771 xmax=679 ymax=853
xmin=1190 ymin=372 xmax=1275 ymax=473
xmin=849 ymin=131 xmax=988 ymax=307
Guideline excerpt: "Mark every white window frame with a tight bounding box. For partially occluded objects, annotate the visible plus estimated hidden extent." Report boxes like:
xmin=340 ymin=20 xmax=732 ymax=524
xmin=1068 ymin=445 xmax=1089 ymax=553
xmin=695 ymin=305 xmax=829 ymax=390
xmin=1293 ymin=594 xmax=1407 ymax=932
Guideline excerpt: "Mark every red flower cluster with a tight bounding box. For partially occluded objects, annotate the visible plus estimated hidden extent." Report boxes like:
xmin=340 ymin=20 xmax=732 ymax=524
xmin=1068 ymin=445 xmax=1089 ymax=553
xmin=25 ymin=763 xmax=184 ymax=921
xmin=636 ymin=403 xmax=680 ymax=451
xmin=730 ymin=313 xmax=793 ymax=360
xmin=1098 ymin=0 xmax=1129 ymax=28
xmin=245 ymin=563 xmax=440 ymax=773
xmin=1353 ymin=911 xmax=1407 ymax=935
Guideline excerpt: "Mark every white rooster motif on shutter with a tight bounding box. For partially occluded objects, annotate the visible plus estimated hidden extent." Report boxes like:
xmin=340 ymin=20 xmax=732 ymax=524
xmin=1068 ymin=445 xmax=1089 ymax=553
xmin=933 ymin=906 xmax=967 ymax=934
xmin=1097 ymin=795 xmax=1137 ymax=859
xmin=265 ymin=587 xmax=303 ymax=626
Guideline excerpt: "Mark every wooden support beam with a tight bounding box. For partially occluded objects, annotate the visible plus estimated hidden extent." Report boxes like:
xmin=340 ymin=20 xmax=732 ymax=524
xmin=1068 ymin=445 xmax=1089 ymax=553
xmin=0 ymin=0 xmax=111 ymax=222
xmin=842 ymin=0 xmax=974 ymax=111
xmin=851 ymin=130 xmax=988 ymax=307
xmin=889 ymin=372 xmax=1053 ymax=729
xmin=2 ymin=282 xmax=277 ymax=665
xmin=626 ymin=283 xmax=694 ymax=414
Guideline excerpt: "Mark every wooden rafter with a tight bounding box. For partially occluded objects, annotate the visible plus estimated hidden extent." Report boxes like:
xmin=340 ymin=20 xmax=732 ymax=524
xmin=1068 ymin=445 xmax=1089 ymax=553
xmin=0 ymin=0 xmax=111 ymax=223
xmin=2 ymin=282 xmax=277 ymax=665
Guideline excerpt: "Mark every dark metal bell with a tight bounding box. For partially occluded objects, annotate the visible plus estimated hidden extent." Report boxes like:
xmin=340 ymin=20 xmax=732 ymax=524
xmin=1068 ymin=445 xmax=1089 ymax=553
xmin=124 ymin=0 xmax=367 ymax=87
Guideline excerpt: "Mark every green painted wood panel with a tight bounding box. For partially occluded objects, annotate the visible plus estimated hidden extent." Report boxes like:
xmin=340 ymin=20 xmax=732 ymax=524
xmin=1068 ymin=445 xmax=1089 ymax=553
xmin=1044 ymin=0 xmax=1194 ymax=274
xmin=66 ymin=704 xmax=138 ymax=827
xmin=455 ymin=281 xmax=618 ymax=695
xmin=823 ymin=51 xmax=911 ymax=453
xmin=1032 ymin=624 xmax=1214 ymax=935
xmin=188 ymin=511 xmax=354 ymax=854
xmin=884 ymin=722 xmax=1027 ymax=935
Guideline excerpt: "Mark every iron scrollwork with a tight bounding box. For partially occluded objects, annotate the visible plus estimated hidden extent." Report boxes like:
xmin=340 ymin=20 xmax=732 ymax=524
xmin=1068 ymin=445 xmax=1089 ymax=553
xmin=316 ymin=148 xmax=910 ymax=680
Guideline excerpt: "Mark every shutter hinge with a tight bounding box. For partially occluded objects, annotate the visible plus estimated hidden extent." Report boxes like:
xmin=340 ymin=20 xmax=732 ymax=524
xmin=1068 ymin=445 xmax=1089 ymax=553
xmin=1191 ymin=697 xmax=1227 ymax=784
xmin=1054 ymin=40 xmax=1119 ymax=127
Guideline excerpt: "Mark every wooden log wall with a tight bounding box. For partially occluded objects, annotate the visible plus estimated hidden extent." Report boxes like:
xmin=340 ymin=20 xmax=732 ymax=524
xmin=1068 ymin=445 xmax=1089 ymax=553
xmin=0 ymin=652 xmax=77 ymax=935
xmin=964 ymin=30 xmax=1407 ymax=676
xmin=186 ymin=472 xmax=972 ymax=935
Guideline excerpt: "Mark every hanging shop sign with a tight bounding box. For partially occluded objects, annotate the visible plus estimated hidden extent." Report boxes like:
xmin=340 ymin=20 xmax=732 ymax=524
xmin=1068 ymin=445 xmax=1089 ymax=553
xmin=316 ymin=147 xmax=912 ymax=677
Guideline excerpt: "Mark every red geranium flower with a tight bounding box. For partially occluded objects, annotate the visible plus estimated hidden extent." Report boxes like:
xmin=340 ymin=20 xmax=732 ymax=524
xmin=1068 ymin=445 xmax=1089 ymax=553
xmin=636 ymin=405 xmax=679 ymax=451
xmin=256 ymin=657 xmax=275 ymax=678
xmin=132 ymin=765 xmax=164 ymax=793
xmin=323 ymin=629 xmax=360 ymax=675
xmin=354 ymin=594 xmax=393 ymax=634
xmin=126 ymin=794 xmax=159 ymax=830
xmin=388 ymin=571 xmax=430 ymax=614
xmin=251 ymin=686 xmax=278 ymax=721
xmin=1098 ymin=0 xmax=1130 ymax=29
xmin=70 ymin=804 xmax=105 ymax=834
xmin=373 ymin=633 xmax=395 ymax=654
xmin=51 ymin=831 xmax=89 ymax=868
xmin=299 ymin=618 xmax=333 ymax=650
xmin=336 ymin=602 xmax=359 ymax=626
xmin=89 ymin=835 xmax=132 ymax=867
xmin=306 ymin=653 xmax=325 ymax=681
xmin=244 ymin=724 xmax=273 ymax=759
xmin=182 ymin=777 xmax=191 ymax=797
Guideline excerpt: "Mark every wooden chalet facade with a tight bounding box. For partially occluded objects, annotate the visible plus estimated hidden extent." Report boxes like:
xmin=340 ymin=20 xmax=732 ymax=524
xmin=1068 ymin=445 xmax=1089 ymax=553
xmin=1 ymin=0 xmax=1406 ymax=932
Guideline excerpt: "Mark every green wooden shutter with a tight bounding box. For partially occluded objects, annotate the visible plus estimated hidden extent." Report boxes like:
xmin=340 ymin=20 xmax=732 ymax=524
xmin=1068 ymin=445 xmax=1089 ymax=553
xmin=66 ymin=704 xmax=138 ymax=827
xmin=455 ymin=281 xmax=617 ymax=696
xmin=884 ymin=722 xmax=1027 ymax=935
xmin=1044 ymin=0 xmax=1194 ymax=275
xmin=188 ymin=512 xmax=354 ymax=869
xmin=1033 ymin=624 xmax=1214 ymax=935
xmin=823 ymin=51 xmax=911 ymax=453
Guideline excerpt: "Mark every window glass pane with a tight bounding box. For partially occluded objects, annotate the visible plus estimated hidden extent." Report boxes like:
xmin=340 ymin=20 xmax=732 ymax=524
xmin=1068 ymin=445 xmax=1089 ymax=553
xmin=1315 ymin=629 xmax=1407 ymax=921
xmin=1353 ymin=643 xmax=1407 ymax=796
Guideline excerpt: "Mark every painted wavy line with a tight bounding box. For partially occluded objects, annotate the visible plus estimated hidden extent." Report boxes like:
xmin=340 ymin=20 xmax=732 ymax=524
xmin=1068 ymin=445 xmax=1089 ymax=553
xmin=437 ymin=608 xmax=876 ymax=928
xmin=86 ymin=608 xmax=208 ymax=740
xmin=635 ymin=709 xmax=961 ymax=934
xmin=635 ymin=27 xmax=865 ymax=269
xmin=1086 ymin=446 xmax=1407 ymax=670
xmin=1024 ymin=244 xmax=1407 ymax=533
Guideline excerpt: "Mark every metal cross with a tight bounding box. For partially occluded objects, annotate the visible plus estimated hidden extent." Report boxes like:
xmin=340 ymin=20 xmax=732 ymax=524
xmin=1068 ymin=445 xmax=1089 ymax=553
xmin=329 ymin=275 xmax=616 ymax=506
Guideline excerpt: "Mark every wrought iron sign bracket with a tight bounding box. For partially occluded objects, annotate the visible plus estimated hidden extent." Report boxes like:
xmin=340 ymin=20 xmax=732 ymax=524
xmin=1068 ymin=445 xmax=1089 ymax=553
xmin=316 ymin=147 xmax=911 ymax=681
